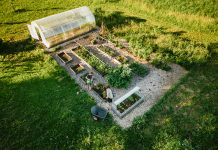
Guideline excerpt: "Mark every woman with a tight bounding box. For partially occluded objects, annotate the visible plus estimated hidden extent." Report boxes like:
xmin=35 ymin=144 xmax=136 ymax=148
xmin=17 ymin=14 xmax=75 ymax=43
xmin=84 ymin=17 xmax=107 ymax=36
xmin=86 ymin=72 xmax=94 ymax=90
xmin=106 ymin=86 xmax=113 ymax=102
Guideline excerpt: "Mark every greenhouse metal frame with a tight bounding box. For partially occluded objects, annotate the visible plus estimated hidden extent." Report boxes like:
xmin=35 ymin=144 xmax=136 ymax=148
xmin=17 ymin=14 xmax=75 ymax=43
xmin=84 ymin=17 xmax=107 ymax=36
xmin=28 ymin=6 xmax=96 ymax=48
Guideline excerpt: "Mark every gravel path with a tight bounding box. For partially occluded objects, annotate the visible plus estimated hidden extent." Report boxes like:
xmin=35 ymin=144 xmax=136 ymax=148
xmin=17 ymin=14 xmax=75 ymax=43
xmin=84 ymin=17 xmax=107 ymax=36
xmin=109 ymin=63 xmax=187 ymax=128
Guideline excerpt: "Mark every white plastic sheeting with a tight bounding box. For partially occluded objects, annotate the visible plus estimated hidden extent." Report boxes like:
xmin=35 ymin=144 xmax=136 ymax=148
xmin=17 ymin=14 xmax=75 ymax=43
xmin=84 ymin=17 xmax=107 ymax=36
xmin=27 ymin=6 xmax=96 ymax=48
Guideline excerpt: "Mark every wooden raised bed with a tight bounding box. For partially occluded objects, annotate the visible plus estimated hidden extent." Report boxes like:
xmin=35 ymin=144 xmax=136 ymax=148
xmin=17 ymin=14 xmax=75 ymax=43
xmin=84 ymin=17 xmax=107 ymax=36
xmin=73 ymin=46 xmax=109 ymax=76
xmin=112 ymin=86 xmax=144 ymax=118
xmin=98 ymin=45 xmax=118 ymax=57
xmin=57 ymin=51 xmax=72 ymax=64
xmin=92 ymin=36 xmax=107 ymax=45
xmin=70 ymin=64 xmax=85 ymax=75
xmin=115 ymin=55 xmax=129 ymax=64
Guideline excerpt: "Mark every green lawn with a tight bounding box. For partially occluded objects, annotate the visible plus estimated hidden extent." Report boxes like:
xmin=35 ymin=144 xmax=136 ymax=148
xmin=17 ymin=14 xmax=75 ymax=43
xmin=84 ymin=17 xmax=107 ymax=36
xmin=0 ymin=0 xmax=217 ymax=149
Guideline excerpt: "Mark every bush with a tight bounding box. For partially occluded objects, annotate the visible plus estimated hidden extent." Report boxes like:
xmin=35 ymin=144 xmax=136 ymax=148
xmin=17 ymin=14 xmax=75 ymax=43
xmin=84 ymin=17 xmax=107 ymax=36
xmin=106 ymin=65 xmax=133 ymax=88
xmin=151 ymin=59 xmax=171 ymax=71
xmin=129 ymin=62 xmax=149 ymax=77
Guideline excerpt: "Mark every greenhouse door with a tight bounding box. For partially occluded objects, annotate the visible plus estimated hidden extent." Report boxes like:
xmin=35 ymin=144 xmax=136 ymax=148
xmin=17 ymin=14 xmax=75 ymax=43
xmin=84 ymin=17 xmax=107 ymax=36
xmin=27 ymin=24 xmax=39 ymax=40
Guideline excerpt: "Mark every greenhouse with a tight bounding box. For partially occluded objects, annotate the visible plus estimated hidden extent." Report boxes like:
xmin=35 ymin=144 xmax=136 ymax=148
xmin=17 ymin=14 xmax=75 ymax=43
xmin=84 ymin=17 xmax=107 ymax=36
xmin=27 ymin=6 xmax=96 ymax=48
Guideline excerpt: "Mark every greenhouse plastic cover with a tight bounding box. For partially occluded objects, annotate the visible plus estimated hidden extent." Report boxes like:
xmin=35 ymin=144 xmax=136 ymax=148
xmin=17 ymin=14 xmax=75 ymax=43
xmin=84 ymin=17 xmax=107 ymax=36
xmin=28 ymin=6 xmax=96 ymax=48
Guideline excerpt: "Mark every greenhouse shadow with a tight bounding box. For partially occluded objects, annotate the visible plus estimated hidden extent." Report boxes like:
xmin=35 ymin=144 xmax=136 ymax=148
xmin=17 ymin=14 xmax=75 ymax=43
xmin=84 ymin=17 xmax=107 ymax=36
xmin=95 ymin=11 xmax=146 ymax=29
xmin=0 ymin=69 xmax=116 ymax=149
xmin=0 ymin=21 xmax=27 ymax=25
xmin=0 ymin=37 xmax=36 ymax=55
xmin=13 ymin=7 xmax=65 ymax=13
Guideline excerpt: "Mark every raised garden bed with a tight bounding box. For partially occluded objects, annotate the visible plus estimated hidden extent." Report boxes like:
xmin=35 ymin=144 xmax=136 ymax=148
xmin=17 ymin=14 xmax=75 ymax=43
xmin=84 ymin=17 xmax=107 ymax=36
xmin=70 ymin=64 xmax=85 ymax=75
xmin=91 ymin=36 xmax=107 ymax=45
xmin=80 ymin=72 xmax=88 ymax=83
xmin=117 ymin=93 xmax=140 ymax=113
xmin=73 ymin=46 xmax=109 ymax=76
xmin=57 ymin=51 xmax=72 ymax=64
xmin=115 ymin=55 xmax=129 ymax=64
xmin=98 ymin=46 xmax=118 ymax=57
xmin=92 ymin=83 xmax=107 ymax=100
xmin=112 ymin=86 xmax=144 ymax=118
xmin=76 ymin=35 xmax=96 ymax=45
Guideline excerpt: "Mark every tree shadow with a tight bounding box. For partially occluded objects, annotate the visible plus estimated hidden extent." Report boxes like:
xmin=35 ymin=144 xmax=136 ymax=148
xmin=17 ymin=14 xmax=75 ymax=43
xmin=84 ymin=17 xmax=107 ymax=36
xmin=94 ymin=10 xmax=146 ymax=29
xmin=164 ymin=31 xmax=186 ymax=36
xmin=0 ymin=37 xmax=36 ymax=55
xmin=13 ymin=7 xmax=65 ymax=13
xmin=0 ymin=21 xmax=27 ymax=25
xmin=0 ymin=67 xmax=116 ymax=149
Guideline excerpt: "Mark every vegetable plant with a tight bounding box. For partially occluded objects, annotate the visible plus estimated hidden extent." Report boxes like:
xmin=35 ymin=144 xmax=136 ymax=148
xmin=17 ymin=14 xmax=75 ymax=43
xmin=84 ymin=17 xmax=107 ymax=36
xmin=151 ymin=59 xmax=171 ymax=71
xmin=129 ymin=62 xmax=149 ymax=77
xmin=106 ymin=65 xmax=133 ymax=88
xmin=92 ymin=83 xmax=107 ymax=99
xmin=74 ymin=47 xmax=110 ymax=76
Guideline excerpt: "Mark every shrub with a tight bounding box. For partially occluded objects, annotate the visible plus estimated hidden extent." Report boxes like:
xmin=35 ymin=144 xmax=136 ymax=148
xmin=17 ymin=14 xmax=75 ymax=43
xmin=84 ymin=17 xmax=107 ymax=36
xmin=151 ymin=59 xmax=171 ymax=71
xmin=106 ymin=65 xmax=133 ymax=88
xmin=129 ymin=62 xmax=149 ymax=77
xmin=115 ymin=55 xmax=129 ymax=64
xmin=55 ymin=46 xmax=62 ymax=51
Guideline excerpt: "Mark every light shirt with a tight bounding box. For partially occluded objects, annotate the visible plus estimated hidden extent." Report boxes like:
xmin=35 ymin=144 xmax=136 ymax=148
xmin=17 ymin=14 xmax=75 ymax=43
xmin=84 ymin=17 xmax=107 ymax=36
xmin=106 ymin=88 xmax=113 ymax=99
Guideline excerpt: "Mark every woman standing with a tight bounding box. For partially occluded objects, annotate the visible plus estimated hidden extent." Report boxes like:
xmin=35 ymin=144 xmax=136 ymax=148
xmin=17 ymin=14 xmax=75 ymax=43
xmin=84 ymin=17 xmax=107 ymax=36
xmin=86 ymin=72 xmax=94 ymax=90
xmin=106 ymin=86 xmax=113 ymax=102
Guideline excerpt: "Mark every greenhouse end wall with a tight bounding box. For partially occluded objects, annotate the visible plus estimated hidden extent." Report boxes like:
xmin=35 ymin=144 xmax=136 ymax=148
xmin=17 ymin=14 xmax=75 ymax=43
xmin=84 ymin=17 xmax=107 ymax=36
xmin=28 ymin=6 xmax=96 ymax=48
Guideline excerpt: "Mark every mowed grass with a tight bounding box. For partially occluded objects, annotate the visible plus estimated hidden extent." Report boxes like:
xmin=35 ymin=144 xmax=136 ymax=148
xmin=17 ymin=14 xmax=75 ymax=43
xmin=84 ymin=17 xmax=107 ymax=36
xmin=0 ymin=49 xmax=124 ymax=149
xmin=0 ymin=0 xmax=218 ymax=149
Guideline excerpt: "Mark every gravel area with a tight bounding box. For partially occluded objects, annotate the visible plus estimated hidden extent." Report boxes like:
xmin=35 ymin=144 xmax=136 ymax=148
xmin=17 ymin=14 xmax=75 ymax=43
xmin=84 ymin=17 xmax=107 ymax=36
xmin=50 ymin=33 xmax=188 ymax=129
xmin=108 ymin=63 xmax=187 ymax=128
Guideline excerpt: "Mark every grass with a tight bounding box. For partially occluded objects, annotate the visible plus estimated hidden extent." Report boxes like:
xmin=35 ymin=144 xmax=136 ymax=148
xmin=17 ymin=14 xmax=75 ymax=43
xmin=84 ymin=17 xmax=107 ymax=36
xmin=0 ymin=0 xmax=217 ymax=149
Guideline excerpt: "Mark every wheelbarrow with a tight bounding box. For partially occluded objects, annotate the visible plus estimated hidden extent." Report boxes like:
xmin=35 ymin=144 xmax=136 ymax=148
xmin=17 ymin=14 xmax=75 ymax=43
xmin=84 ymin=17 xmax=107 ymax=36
xmin=91 ymin=105 xmax=108 ymax=121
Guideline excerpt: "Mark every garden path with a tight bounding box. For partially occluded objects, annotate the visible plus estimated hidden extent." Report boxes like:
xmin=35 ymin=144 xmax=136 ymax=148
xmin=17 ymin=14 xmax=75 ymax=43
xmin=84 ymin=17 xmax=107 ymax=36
xmin=50 ymin=33 xmax=187 ymax=128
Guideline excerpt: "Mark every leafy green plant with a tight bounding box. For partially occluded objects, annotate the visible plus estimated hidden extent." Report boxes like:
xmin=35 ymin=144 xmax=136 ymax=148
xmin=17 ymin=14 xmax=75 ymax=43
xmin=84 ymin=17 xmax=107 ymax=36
xmin=55 ymin=46 xmax=63 ymax=51
xmin=129 ymin=62 xmax=149 ymax=77
xmin=151 ymin=59 xmax=171 ymax=71
xmin=74 ymin=47 xmax=110 ymax=76
xmin=115 ymin=55 xmax=129 ymax=64
xmin=99 ymin=46 xmax=117 ymax=57
xmin=92 ymin=83 xmax=106 ymax=99
xmin=106 ymin=65 xmax=133 ymax=88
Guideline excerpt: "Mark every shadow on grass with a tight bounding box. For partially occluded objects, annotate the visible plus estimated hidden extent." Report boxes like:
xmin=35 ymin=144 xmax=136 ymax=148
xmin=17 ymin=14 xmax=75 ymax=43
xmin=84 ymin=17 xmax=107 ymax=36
xmin=0 ymin=67 xmax=117 ymax=149
xmin=0 ymin=21 xmax=27 ymax=25
xmin=164 ymin=31 xmax=186 ymax=36
xmin=0 ymin=37 xmax=36 ymax=55
xmin=13 ymin=7 xmax=65 ymax=13
xmin=95 ymin=9 xmax=146 ymax=29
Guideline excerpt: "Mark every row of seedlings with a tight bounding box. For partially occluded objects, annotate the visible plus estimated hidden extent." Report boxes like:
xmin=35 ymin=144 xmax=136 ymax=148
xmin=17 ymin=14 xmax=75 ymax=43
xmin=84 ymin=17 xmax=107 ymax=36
xmin=97 ymin=44 xmax=130 ymax=64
